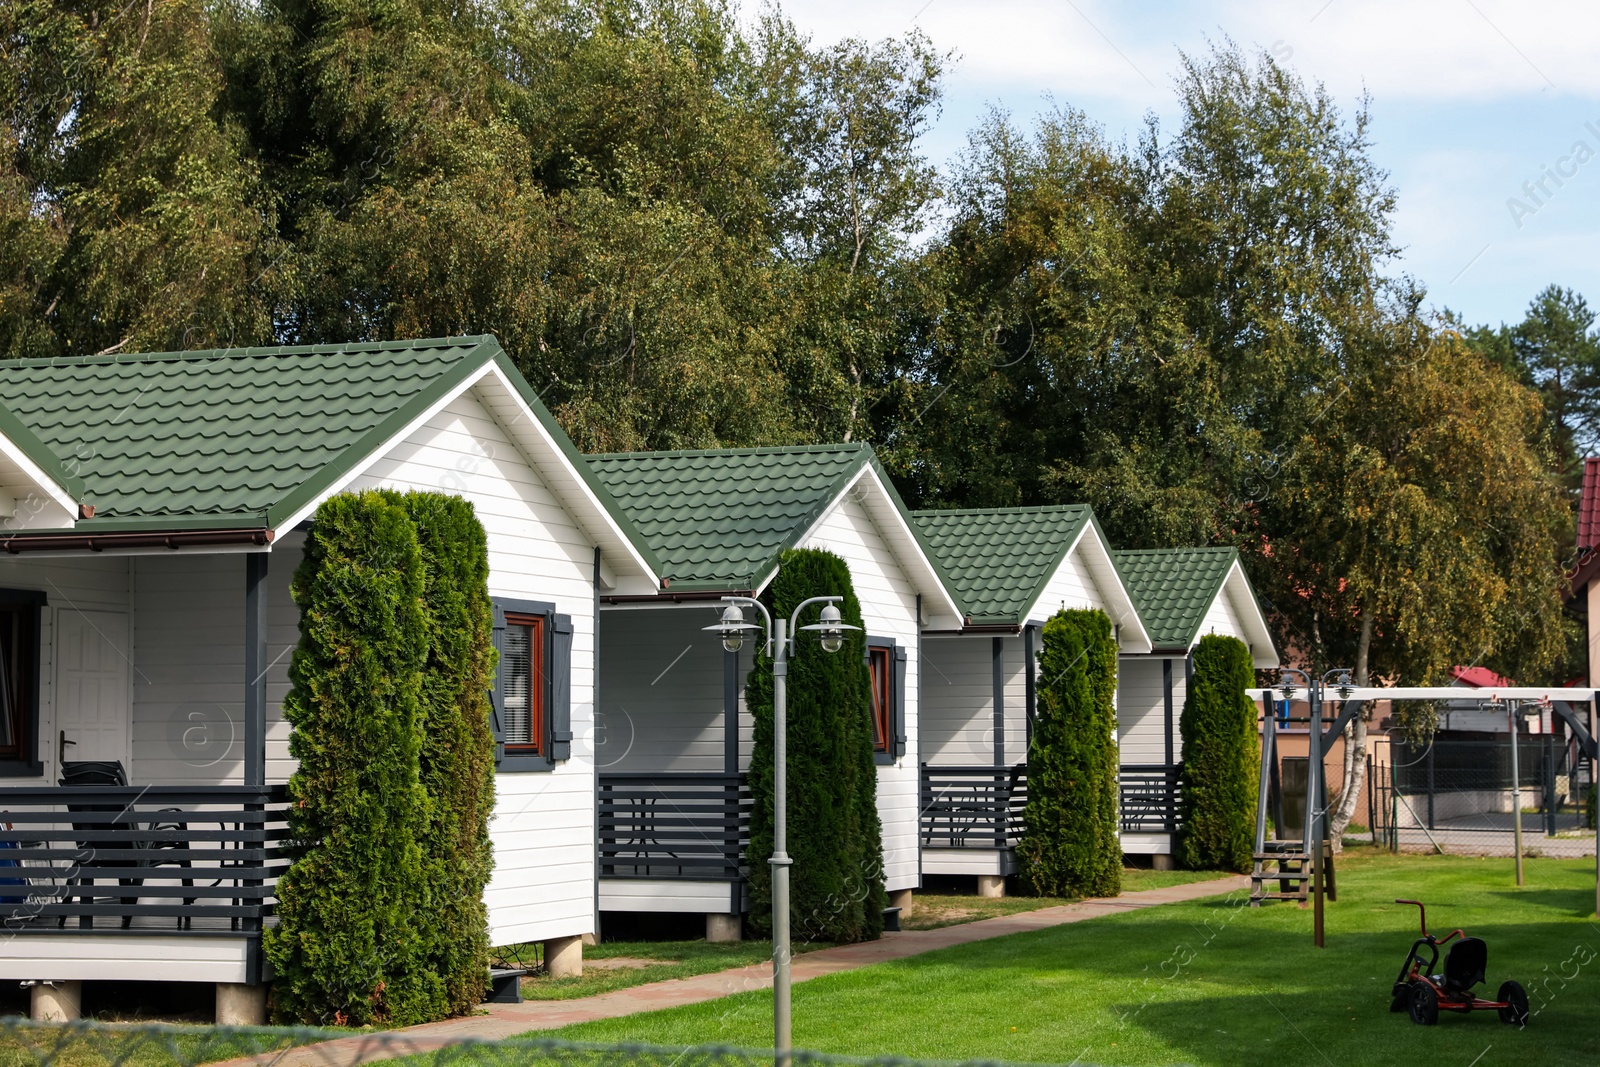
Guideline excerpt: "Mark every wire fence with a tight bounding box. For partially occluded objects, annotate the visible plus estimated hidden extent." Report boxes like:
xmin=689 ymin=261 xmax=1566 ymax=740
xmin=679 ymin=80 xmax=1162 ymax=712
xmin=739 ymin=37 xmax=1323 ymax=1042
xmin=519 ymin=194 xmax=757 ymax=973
xmin=0 ymin=1018 xmax=1081 ymax=1067
xmin=1368 ymin=735 xmax=1596 ymax=857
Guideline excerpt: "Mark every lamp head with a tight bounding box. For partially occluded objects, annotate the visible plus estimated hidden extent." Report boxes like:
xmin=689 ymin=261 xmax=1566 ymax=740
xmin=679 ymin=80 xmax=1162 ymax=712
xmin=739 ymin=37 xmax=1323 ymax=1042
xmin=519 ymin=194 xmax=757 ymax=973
xmin=818 ymin=603 xmax=844 ymax=653
xmin=702 ymin=603 xmax=758 ymax=653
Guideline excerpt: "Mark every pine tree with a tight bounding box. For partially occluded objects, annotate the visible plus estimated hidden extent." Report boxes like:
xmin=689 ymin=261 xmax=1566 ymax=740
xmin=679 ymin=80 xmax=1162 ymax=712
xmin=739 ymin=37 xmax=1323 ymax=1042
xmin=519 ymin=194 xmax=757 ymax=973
xmin=1176 ymin=634 xmax=1257 ymax=872
xmin=746 ymin=548 xmax=885 ymax=943
xmin=1018 ymin=608 xmax=1120 ymax=897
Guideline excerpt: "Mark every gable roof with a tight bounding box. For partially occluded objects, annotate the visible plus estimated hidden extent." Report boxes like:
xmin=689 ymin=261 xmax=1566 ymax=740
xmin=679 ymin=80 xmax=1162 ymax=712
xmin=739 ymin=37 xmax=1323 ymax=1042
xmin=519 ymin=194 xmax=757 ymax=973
xmin=910 ymin=506 xmax=1092 ymax=623
xmin=1113 ymin=546 xmax=1278 ymax=665
xmin=588 ymin=444 xmax=958 ymax=613
xmin=909 ymin=505 xmax=1151 ymax=649
xmin=0 ymin=337 xmax=660 ymax=577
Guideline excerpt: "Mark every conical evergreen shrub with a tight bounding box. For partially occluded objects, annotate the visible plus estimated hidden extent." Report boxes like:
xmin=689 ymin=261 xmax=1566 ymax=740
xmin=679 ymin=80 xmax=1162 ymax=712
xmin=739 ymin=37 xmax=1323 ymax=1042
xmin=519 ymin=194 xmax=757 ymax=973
xmin=746 ymin=548 xmax=886 ymax=943
xmin=388 ymin=491 xmax=497 ymax=1016
xmin=1018 ymin=608 xmax=1120 ymax=897
xmin=1177 ymin=634 xmax=1258 ymax=872
xmin=266 ymin=491 xmax=438 ymax=1025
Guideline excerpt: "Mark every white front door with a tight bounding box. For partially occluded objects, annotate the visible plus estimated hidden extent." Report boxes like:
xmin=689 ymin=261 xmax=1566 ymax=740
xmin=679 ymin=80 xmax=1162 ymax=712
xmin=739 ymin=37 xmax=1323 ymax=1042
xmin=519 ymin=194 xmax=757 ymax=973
xmin=55 ymin=610 xmax=131 ymax=774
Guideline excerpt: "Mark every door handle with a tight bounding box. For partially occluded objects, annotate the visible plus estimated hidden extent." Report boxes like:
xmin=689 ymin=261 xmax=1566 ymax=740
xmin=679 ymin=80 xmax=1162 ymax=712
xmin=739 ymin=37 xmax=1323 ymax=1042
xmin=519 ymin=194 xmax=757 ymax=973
xmin=59 ymin=730 xmax=75 ymax=764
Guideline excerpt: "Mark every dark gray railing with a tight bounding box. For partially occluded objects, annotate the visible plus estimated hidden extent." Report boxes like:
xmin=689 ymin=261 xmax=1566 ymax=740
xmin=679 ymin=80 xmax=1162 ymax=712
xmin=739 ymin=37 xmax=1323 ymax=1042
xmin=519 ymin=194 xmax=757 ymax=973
xmin=597 ymin=774 xmax=750 ymax=881
xmin=0 ymin=784 xmax=289 ymax=931
xmin=1119 ymin=764 xmax=1183 ymax=833
xmin=920 ymin=764 xmax=1027 ymax=849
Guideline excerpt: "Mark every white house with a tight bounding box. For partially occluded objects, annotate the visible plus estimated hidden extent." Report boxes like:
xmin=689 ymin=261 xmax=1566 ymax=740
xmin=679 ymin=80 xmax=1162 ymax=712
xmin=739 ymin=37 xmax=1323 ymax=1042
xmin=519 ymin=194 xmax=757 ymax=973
xmin=584 ymin=445 xmax=962 ymax=939
xmin=909 ymin=506 xmax=1152 ymax=894
xmin=1112 ymin=547 xmax=1278 ymax=864
xmin=0 ymin=336 xmax=660 ymax=1021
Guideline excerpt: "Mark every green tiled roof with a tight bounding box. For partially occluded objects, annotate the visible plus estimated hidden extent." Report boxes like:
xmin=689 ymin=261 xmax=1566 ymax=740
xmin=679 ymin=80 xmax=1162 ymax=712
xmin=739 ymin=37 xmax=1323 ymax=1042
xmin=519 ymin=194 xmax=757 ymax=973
xmin=0 ymin=337 xmax=651 ymax=553
xmin=909 ymin=506 xmax=1094 ymax=625
xmin=1112 ymin=547 xmax=1239 ymax=650
xmin=587 ymin=445 xmax=875 ymax=590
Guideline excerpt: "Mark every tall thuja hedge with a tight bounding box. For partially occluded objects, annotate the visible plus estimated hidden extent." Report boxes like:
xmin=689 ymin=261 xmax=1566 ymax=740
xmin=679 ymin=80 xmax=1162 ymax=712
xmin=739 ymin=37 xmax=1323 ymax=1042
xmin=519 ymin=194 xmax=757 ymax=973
xmin=746 ymin=549 xmax=886 ymax=943
xmin=266 ymin=491 xmax=439 ymax=1025
xmin=387 ymin=491 xmax=497 ymax=1017
xmin=1018 ymin=609 xmax=1120 ymax=897
xmin=1177 ymin=634 xmax=1259 ymax=872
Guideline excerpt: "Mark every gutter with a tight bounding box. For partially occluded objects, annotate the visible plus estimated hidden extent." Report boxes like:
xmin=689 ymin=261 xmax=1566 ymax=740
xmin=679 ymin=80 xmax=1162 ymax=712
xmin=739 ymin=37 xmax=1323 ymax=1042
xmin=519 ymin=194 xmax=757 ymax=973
xmin=0 ymin=527 xmax=275 ymax=553
xmin=600 ymin=589 xmax=754 ymax=606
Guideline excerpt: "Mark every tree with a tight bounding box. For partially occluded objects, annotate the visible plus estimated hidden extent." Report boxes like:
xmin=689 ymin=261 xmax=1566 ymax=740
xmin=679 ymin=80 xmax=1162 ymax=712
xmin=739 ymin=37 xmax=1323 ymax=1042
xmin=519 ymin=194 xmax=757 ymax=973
xmin=1273 ymin=322 xmax=1569 ymax=845
xmin=0 ymin=0 xmax=277 ymax=359
xmin=266 ymin=491 xmax=438 ymax=1025
xmin=1177 ymin=635 xmax=1257 ymax=872
xmin=389 ymin=491 xmax=497 ymax=1018
xmin=1464 ymin=286 xmax=1600 ymax=500
xmin=1018 ymin=608 xmax=1120 ymax=897
xmin=745 ymin=548 xmax=885 ymax=943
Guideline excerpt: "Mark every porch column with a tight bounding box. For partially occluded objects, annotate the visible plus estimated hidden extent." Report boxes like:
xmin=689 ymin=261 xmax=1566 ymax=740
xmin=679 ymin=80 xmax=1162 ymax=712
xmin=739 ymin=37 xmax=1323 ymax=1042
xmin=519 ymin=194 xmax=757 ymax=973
xmin=1163 ymin=658 xmax=1175 ymax=766
xmin=244 ymin=554 xmax=268 ymax=786
xmin=1023 ymin=625 xmax=1038 ymax=747
xmin=723 ymin=646 xmax=739 ymax=774
xmin=991 ymin=637 xmax=1005 ymax=766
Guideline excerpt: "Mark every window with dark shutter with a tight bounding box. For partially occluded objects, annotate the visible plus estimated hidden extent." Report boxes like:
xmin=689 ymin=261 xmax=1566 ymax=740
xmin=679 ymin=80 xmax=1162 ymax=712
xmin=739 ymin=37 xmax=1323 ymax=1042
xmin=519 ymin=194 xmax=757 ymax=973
xmin=869 ymin=644 xmax=893 ymax=755
xmin=501 ymin=612 xmax=545 ymax=755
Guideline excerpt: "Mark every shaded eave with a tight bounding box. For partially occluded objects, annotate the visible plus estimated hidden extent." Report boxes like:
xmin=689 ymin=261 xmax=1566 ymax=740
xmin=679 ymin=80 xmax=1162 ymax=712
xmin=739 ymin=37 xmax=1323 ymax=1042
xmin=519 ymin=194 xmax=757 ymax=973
xmin=0 ymin=400 xmax=85 ymax=514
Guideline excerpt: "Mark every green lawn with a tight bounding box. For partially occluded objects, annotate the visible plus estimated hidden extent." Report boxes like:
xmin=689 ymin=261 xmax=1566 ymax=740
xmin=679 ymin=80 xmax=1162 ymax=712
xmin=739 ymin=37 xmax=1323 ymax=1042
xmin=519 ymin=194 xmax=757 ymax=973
xmin=904 ymin=869 xmax=1232 ymax=930
xmin=546 ymin=849 xmax=1600 ymax=1066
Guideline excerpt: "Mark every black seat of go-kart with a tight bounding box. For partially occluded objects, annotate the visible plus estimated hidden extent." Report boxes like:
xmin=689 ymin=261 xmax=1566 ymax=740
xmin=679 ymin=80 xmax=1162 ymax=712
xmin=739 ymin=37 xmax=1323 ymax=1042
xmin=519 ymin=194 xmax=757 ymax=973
xmin=1443 ymin=937 xmax=1487 ymax=992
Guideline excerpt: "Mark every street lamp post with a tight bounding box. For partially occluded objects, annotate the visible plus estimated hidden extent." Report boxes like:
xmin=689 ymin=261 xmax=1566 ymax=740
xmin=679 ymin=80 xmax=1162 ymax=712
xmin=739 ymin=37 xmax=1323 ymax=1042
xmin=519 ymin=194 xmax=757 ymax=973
xmin=705 ymin=594 xmax=857 ymax=1067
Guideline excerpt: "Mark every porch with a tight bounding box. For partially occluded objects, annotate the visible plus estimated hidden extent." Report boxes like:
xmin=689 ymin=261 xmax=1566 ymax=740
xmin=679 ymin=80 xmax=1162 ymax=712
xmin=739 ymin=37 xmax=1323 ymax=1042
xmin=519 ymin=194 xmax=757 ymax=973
xmin=919 ymin=764 xmax=1026 ymax=889
xmin=0 ymin=784 xmax=286 ymax=962
xmin=1117 ymin=764 xmax=1184 ymax=863
xmin=596 ymin=605 xmax=754 ymax=932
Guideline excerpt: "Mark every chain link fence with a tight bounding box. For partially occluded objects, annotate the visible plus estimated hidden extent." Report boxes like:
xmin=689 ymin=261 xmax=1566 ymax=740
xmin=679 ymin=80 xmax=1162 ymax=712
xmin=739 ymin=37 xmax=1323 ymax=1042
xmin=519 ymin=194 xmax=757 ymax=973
xmin=1368 ymin=734 xmax=1596 ymax=857
xmin=0 ymin=1018 xmax=1079 ymax=1067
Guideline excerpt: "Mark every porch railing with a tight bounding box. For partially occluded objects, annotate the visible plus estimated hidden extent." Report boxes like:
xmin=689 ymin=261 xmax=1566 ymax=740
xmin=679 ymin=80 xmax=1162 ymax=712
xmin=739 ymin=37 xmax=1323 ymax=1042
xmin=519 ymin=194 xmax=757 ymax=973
xmin=1119 ymin=764 xmax=1183 ymax=833
xmin=597 ymin=774 xmax=750 ymax=880
xmin=0 ymin=784 xmax=289 ymax=932
xmin=920 ymin=764 xmax=1027 ymax=849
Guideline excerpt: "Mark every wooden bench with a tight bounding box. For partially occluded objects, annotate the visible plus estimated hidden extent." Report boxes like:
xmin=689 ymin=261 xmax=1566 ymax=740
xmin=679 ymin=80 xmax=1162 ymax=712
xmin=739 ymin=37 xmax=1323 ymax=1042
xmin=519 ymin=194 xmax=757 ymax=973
xmin=486 ymin=966 xmax=528 ymax=1004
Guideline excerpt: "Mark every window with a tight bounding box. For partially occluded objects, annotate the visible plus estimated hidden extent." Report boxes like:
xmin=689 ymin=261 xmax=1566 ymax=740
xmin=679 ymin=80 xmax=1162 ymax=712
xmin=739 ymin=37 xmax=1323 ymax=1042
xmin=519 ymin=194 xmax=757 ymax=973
xmin=865 ymin=637 xmax=904 ymax=764
xmin=490 ymin=597 xmax=573 ymax=771
xmin=500 ymin=612 xmax=545 ymax=754
xmin=0 ymin=590 xmax=43 ymax=774
xmin=868 ymin=645 xmax=893 ymax=755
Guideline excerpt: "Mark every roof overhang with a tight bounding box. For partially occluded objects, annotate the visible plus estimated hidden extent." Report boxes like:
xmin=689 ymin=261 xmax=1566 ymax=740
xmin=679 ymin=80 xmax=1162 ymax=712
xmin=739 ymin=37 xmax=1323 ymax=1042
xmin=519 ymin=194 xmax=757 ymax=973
xmin=0 ymin=404 xmax=82 ymax=531
xmin=1023 ymin=518 xmax=1153 ymax=653
xmin=269 ymin=355 xmax=661 ymax=593
xmin=1220 ymin=559 xmax=1279 ymax=668
xmin=786 ymin=462 xmax=964 ymax=628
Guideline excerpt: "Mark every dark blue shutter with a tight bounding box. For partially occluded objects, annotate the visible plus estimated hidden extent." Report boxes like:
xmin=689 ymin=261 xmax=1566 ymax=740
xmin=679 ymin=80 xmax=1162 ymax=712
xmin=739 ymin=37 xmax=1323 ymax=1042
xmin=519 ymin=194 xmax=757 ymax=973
xmin=550 ymin=613 xmax=574 ymax=760
xmin=489 ymin=603 xmax=507 ymax=763
xmin=893 ymin=644 xmax=908 ymax=759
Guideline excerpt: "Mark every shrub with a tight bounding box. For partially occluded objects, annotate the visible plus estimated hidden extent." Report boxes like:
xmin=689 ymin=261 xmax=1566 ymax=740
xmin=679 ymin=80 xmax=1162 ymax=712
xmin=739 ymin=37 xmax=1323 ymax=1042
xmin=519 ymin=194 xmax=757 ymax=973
xmin=746 ymin=548 xmax=886 ymax=943
xmin=388 ymin=491 xmax=497 ymax=1017
xmin=1018 ymin=608 xmax=1120 ymax=898
xmin=1177 ymin=634 xmax=1259 ymax=872
xmin=266 ymin=491 xmax=438 ymax=1025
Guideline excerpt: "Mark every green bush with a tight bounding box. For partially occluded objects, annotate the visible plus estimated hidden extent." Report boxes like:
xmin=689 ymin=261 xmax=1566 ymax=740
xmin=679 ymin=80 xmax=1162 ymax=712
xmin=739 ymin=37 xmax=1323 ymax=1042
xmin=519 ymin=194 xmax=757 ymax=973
xmin=1176 ymin=634 xmax=1259 ymax=873
xmin=1018 ymin=609 xmax=1120 ymax=898
xmin=746 ymin=549 xmax=886 ymax=943
xmin=266 ymin=491 xmax=438 ymax=1025
xmin=388 ymin=491 xmax=497 ymax=1017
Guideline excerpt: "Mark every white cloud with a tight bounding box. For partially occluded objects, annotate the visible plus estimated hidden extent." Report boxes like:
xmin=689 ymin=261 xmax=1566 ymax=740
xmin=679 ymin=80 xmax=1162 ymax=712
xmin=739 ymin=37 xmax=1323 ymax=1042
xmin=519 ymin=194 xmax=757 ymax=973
xmin=771 ymin=0 xmax=1600 ymax=106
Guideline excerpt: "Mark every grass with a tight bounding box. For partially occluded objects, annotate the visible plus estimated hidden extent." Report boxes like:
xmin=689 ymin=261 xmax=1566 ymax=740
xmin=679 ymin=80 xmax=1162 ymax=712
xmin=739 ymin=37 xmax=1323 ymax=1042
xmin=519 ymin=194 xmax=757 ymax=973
xmin=903 ymin=870 xmax=1232 ymax=931
xmin=546 ymin=849 xmax=1600 ymax=1066
xmin=510 ymin=939 xmax=831 ymax=1001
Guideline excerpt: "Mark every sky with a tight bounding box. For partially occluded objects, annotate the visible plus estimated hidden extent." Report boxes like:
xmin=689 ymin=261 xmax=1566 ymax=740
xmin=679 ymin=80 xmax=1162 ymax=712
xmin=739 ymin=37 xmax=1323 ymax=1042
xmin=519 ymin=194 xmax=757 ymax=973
xmin=770 ymin=0 xmax=1600 ymax=330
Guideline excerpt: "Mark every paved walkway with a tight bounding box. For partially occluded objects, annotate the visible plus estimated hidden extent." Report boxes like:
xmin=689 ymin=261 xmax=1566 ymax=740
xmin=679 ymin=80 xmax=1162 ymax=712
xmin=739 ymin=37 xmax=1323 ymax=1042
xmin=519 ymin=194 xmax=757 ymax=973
xmin=217 ymin=875 xmax=1249 ymax=1067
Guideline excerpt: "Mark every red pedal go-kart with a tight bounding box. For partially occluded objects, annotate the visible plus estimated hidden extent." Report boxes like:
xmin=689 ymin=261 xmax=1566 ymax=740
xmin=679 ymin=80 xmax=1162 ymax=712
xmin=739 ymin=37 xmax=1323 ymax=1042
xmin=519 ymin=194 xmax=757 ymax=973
xmin=1390 ymin=899 xmax=1529 ymax=1027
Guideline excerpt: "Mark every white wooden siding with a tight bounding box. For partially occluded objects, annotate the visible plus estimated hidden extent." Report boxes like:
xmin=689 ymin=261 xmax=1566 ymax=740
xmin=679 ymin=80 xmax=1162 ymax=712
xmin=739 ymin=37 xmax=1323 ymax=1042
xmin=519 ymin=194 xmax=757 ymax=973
xmin=1118 ymin=656 xmax=1186 ymax=766
xmin=349 ymin=385 xmax=602 ymax=946
xmin=920 ymin=634 xmax=1029 ymax=767
xmin=802 ymin=490 xmax=922 ymax=892
xmin=1029 ymin=540 xmax=1106 ymax=620
xmin=1198 ymin=586 xmax=1249 ymax=643
xmin=595 ymin=607 xmax=752 ymax=773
